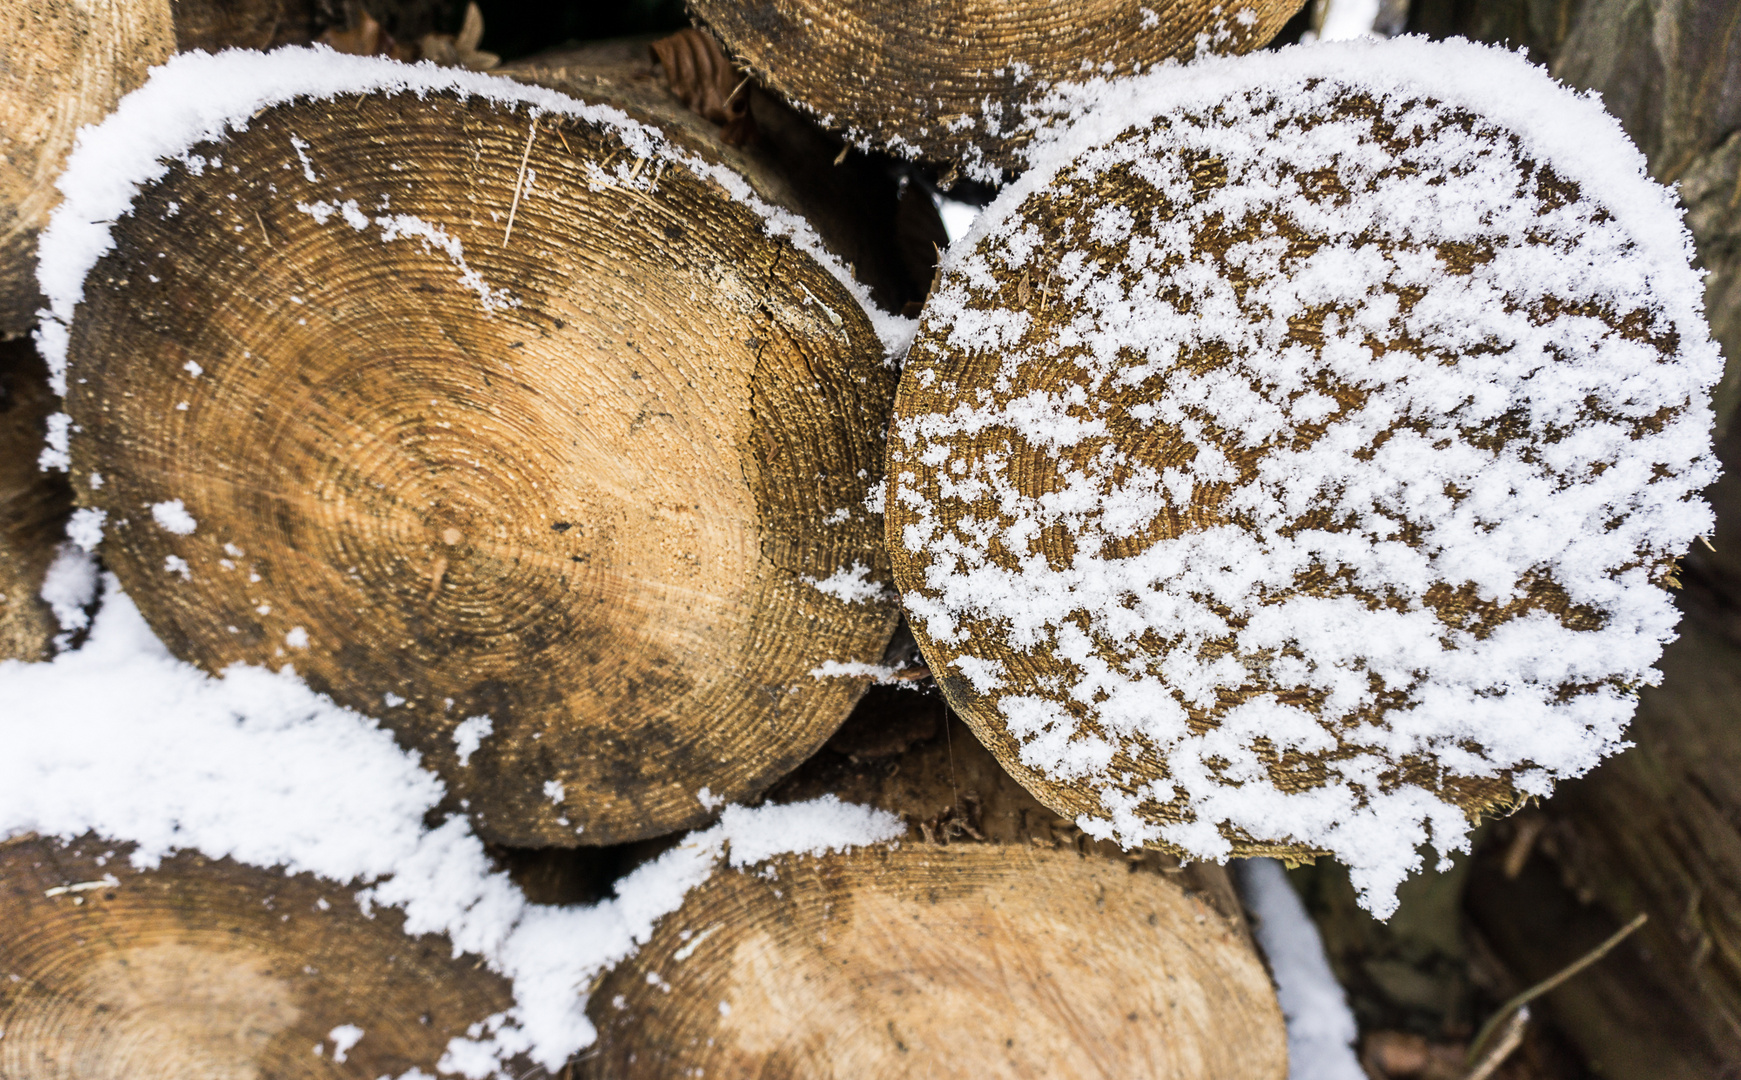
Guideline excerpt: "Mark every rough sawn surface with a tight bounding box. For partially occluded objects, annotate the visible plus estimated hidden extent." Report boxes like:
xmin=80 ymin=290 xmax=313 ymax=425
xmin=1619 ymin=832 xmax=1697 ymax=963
xmin=886 ymin=38 xmax=1722 ymax=915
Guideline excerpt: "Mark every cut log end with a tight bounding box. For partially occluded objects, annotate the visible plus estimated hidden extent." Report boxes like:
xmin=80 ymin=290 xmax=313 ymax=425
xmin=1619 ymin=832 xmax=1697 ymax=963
xmin=0 ymin=833 xmax=515 ymax=1077
xmin=688 ymin=0 xmax=1306 ymax=179
xmin=584 ymin=695 xmax=1288 ymax=1078
xmin=64 ymin=87 xmax=899 ymax=847
xmin=886 ymin=54 xmax=1713 ymax=869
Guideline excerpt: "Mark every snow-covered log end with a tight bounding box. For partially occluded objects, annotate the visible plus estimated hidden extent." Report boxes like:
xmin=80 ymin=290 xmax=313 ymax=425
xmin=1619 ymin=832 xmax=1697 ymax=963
xmin=886 ymin=37 xmax=1722 ymax=917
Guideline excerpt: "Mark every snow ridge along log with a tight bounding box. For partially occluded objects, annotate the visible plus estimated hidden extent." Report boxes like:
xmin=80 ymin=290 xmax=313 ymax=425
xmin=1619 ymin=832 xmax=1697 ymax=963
xmin=53 ymin=52 xmax=902 ymax=847
xmin=0 ymin=0 xmax=327 ymax=338
xmin=0 ymin=833 xmax=517 ymax=1077
xmin=0 ymin=339 xmax=73 ymax=660
xmin=885 ymin=39 xmax=1721 ymax=914
xmin=584 ymin=691 xmax=1288 ymax=1079
xmin=687 ymin=0 xmax=1305 ymax=183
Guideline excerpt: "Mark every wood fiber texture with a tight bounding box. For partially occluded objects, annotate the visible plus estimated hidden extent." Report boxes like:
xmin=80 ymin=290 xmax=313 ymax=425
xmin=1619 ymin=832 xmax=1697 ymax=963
xmin=887 ymin=88 xmax=1690 ymax=857
xmin=63 ymin=89 xmax=900 ymax=847
xmin=0 ymin=833 xmax=515 ymax=1078
xmin=0 ymin=338 xmax=72 ymax=660
xmin=688 ymin=0 xmax=1304 ymax=179
xmin=503 ymin=35 xmax=946 ymax=314
xmin=583 ymin=697 xmax=1288 ymax=1079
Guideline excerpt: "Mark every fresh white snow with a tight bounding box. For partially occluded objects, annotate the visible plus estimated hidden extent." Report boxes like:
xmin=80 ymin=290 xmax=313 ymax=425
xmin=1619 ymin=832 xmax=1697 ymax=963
xmin=0 ymin=576 xmax=904 ymax=1076
xmin=1237 ymin=859 xmax=1366 ymax=1080
xmin=892 ymin=37 xmax=1720 ymax=916
xmin=802 ymin=562 xmax=894 ymax=604
xmin=150 ymin=498 xmax=198 ymax=535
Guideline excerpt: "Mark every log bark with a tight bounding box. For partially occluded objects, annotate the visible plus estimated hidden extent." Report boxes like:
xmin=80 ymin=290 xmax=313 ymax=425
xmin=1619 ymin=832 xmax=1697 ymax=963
xmin=0 ymin=832 xmax=517 ymax=1077
xmin=1408 ymin=0 xmax=1741 ymax=437
xmin=686 ymin=0 xmax=1306 ymax=182
xmin=63 ymin=71 xmax=903 ymax=848
xmin=0 ymin=338 xmax=73 ymax=661
xmin=582 ymin=689 xmax=1290 ymax=1079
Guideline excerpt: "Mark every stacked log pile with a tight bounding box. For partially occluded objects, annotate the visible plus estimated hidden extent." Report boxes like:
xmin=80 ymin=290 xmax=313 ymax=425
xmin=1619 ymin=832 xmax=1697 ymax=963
xmin=0 ymin=0 xmax=1730 ymax=1077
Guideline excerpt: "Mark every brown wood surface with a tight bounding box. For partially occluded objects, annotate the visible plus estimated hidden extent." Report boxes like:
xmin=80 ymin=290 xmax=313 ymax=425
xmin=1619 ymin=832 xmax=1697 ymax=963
xmin=61 ymin=85 xmax=901 ymax=848
xmin=0 ymin=833 xmax=516 ymax=1078
xmin=502 ymin=35 xmax=946 ymax=315
xmin=882 ymin=87 xmax=1673 ymax=857
xmin=0 ymin=337 xmax=72 ymax=660
xmin=687 ymin=0 xmax=1304 ymax=180
xmin=0 ymin=0 xmax=486 ymax=339
xmin=583 ymin=691 xmax=1289 ymax=1079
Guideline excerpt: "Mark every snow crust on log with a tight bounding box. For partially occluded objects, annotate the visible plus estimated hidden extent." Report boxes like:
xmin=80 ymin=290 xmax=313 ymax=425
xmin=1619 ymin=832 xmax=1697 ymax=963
xmin=894 ymin=38 xmax=1721 ymax=915
xmin=31 ymin=45 xmax=914 ymax=481
xmin=0 ymin=576 xmax=903 ymax=1076
xmin=1237 ymin=859 xmax=1366 ymax=1080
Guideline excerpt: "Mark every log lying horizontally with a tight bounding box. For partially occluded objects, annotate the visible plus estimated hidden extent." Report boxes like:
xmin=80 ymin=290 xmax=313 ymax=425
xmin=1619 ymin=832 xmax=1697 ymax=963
xmin=583 ymin=689 xmax=1289 ymax=1078
xmin=0 ymin=339 xmax=72 ymax=660
xmin=687 ymin=0 xmax=1305 ymax=181
xmin=0 ymin=833 xmax=516 ymax=1077
xmin=884 ymin=41 xmax=1719 ymax=905
xmin=59 ymin=53 xmax=905 ymax=848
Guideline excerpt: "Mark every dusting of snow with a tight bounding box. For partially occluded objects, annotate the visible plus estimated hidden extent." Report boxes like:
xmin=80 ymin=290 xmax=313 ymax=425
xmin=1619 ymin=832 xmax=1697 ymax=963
xmin=40 ymin=544 xmax=99 ymax=636
xmin=890 ymin=38 xmax=1720 ymax=916
xmin=38 ymin=412 xmax=70 ymax=472
xmin=284 ymin=626 xmax=309 ymax=650
xmin=802 ymin=562 xmax=893 ymax=605
xmin=150 ymin=498 xmax=197 ymax=536
xmin=328 ymin=1024 xmax=364 ymax=1064
xmin=453 ymin=715 xmax=492 ymax=767
xmin=696 ymin=787 xmax=724 ymax=811
xmin=296 ymin=200 xmax=517 ymax=314
xmin=32 ymin=45 xmax=910 ymax=417
xmin=66 ymin=508 xmax=106 ymax=552
xmin=1236 ymin=859 xmax=1365 ymax=1080
xmin=542 ymin=780 xmax=564 ymax=804
xmin=162 ymin=555 xmax=190 ymax=580
xmin=0 ymin=577 xmax=903 ymax=1075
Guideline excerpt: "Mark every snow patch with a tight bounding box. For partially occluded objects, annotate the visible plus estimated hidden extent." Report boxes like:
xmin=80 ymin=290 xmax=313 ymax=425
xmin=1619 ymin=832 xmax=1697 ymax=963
xmin=150 ymin=499 xmax=197 ymax=536
xmin=802 ymin=563 xmax=893 ymax=605
xmin=0 ymin=577 xmax=903 ymax=1074
xmin=1237 ymin=859 xmax=1365 ymax=1080
xmin=453 ymin=715 xmax=492 ymax=767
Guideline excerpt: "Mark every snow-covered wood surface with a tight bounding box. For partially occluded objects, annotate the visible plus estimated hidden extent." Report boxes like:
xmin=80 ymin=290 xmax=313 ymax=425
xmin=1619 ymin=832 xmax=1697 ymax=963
xmin=887 ymin=37 xmax=1719 ymax=917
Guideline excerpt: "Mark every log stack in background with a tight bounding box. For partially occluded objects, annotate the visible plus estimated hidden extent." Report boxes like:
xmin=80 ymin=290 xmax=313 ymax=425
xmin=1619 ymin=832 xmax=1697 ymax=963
xmin=687 ymin=0 xmax=1306 ymax=181
xmin=585 ymin=688 xmax=1289 ymax=1079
